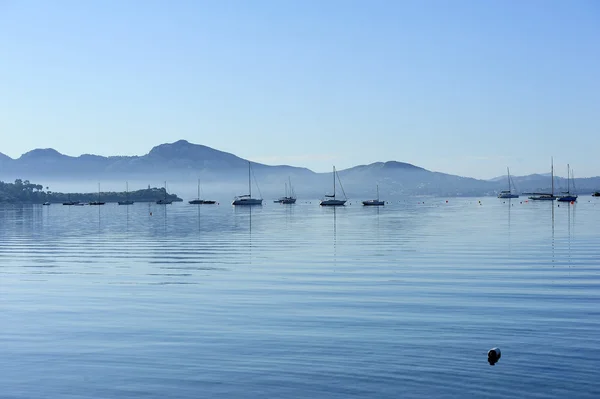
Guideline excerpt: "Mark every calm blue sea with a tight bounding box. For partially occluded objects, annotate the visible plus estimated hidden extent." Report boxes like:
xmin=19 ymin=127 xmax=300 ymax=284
xmin=1 ymin=198 xmax=600 ymax=398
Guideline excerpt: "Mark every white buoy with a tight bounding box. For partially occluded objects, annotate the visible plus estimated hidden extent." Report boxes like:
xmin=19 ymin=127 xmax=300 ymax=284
xmin=488 ymin=347 xmax=501 ymax=365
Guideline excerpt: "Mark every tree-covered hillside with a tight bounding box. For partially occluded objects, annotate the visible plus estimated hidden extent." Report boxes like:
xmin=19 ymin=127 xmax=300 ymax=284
xmin=0 ymin=179 xmax=182 ymax=203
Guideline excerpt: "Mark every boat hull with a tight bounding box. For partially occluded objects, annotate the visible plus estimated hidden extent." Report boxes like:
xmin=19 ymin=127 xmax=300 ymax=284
xmin=89 ymin=202 xmax=105 ymax=206
xmin=557 ymin=195 xmax=577 ymax=202
xmin=189 ymin=199 xmax=216 ymax=204
xmin=529 ymin=196 xmax=556 ymax=201
xmin=232 ymin=198 xmax=263 ymax=206
xmin=156 ymin=200 xmax=173 ymax=205
xmin=274 ymin=197 xmax=296 ymax=204
xmin=498 ymin=193 xmax=519 ymax=199
xmin=320 ymin=199 xmax=346 ymax=206
xmin=362 ymin=200 xmax=384 ymax=206
xmin=118 ymin=200 xmax=134 ymax=205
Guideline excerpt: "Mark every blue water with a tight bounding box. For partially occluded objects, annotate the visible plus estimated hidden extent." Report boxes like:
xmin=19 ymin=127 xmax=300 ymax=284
xmin=1 ymin=198 xmax=600 ymax=398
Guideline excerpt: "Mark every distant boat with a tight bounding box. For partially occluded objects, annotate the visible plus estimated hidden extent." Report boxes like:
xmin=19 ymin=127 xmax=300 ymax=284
xmin=363 ymin=184 xmax=384 ymax=206
xmin=232 ymin=161 xmax=263 ymax=206
xmin=557 ymin=164 xmax=578 ymax=202
xmin=156 ymin=181 xmax=173 ymax=205
xmin=89 ymin=183 xmax=106 ymax=205
xmin=593 ymin=192 xmax=600 ymax=197
xmin=320 ymin=166 xmax=347 ymax=206
xmin=497 ymin=167 xmax=519 ymax=199
xmin=274 ymin=178 xmax=296 ymax=204
xmin=529 ymin=158 xmax=557 ymax=201
xmin=63 ymin=195 xmax=78 ymax=206
xmin=189 ymin=179 xmax=216 ymax=205
xmin=118 ymin=182 xmax=134 ymax=205
xmin=42 ymin=202 xmax=51 ymax=206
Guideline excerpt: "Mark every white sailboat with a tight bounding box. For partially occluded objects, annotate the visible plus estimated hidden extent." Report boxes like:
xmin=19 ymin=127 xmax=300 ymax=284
xmin=363 ymin=184 xmax=384 ymax=206
xmin=497 ymin=167 xmax=519 ymax=199
xmin=118 ymin=182 xmax=134 ymax=205
xmin=320 ymin=166 xmax=347 ymax=206
xmin=232 ymin=161 xmax=263 ymax=206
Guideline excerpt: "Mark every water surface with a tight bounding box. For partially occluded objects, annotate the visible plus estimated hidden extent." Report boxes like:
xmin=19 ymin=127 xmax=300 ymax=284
xmin=2 ymin=198 xmax=599 ymax=398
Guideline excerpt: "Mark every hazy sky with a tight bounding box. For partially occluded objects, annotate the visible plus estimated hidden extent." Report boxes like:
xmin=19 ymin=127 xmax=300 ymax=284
xmin=1 ymin=0 xmax=598 ymax=178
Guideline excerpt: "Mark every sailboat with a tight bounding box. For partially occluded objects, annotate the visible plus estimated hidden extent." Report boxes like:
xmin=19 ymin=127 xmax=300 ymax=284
xmin=63 ymin=193 xmax=78 ymax=206
xmin=320 ymin=166 xmax=347 ymax=206
xmin=232 ymin=161 xmax=263 ymax=206
xmin=89 ymin=183 xmax=106 ymax=205
xmin=274 ymin=177 xmax=297 ymax=204
xmin=363 ymin=184 xmax=384 ymax=206
xmin=118 ymin=182 xmax=134 ymax=205
xmin=156 ymin=181 xmax=173 ymax=204
xmin=497 ymin=167 xmax=519 ymax=198
xmin=529 ymin=158 xmax=557 ymax=201
xmin=557 ymin=164 xmax=578 ymax=202
xmin=189 ymin=179 xmax=216 ymax=205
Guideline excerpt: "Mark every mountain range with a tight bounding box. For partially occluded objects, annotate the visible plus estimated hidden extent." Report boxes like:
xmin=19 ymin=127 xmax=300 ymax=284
xmin=1 ymin=140 xmax=599 ymax=197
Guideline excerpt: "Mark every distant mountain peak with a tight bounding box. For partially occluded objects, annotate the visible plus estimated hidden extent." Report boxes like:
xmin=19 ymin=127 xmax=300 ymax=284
xmin=382 ymin=161 xmax=425 ymax=171
xmin=19 ymin=148 xmax=67 ymax=159
xmin=0 ymin=152 xmax=12 ymax=161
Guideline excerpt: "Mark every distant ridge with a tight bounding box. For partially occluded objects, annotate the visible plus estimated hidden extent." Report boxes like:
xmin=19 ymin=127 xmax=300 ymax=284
xmin=1 ymin=140 xmax=600 ymax=196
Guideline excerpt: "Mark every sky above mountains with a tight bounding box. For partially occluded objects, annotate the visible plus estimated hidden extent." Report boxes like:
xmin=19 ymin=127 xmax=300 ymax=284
xmin=1 ymin=0 xmax=598 ymax=178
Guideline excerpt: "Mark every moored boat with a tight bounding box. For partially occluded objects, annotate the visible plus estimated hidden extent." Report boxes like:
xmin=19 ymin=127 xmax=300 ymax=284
xmin=118 ymin=182 xmax=134 ymax=205
xmin=497 ymin=167 xmax=519 ymax=199
xmin=557 ymin=164 xmax=578 ymax=202
xmin=156 ymin=182 xmax=173 ymax=204
xmin=320 ymin=166 xmax=347 ymax=206
xmin=274 ymin=178 xmax=297 ymax=204
xmin=529 ymin=158 xmax=557 ymax=201
xmin=189 ymin=179 xmax=216 ymax=205
xmin=363 ymin=184 xmax=384 ymax=206
xmin=232 ymin=161 xmax=263 ymax=206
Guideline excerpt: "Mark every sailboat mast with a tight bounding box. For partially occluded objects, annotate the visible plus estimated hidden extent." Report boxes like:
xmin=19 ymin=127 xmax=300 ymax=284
xmin=507 ymin=167 xmax=511 ymax=192
xmin=333 ymin=166 xmax=336 ymax=198
xmin=551 ymin=158 xmax=554 ymax=196
xmin=377 ymin=184 xmax=380 ymax=201
xmin=248 ymin=161 xmax=251 ymax=197
xmin=126 ymin=182 xmax=129 ymax=200
xmin=567 ymin=164 xmax=570 ymax=193
xmin=198 ymin=178 xmax=200 ymax=199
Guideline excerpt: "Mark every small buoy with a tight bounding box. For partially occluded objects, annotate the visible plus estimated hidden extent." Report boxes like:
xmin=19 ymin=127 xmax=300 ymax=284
xmin=488 ymin=347 xmax=501 ymax=365
xmin=150 ymin=212 xmax=152 ymax=216
xmin=446 ymin=200 xmax=448 ymax=203
xmin=571 ymin=201 xmax=574 ymax=205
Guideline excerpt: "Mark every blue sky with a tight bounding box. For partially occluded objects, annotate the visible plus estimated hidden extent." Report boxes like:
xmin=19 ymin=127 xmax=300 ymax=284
xmin=1 ymin=0 xmax=598 ymax=178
